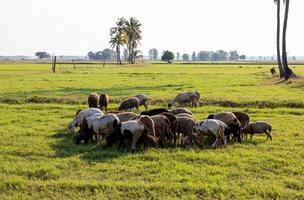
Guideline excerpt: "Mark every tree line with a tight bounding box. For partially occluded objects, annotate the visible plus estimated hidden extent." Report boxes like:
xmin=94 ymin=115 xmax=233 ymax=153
xmin=154 ymin=49 xmax=246 ymax=63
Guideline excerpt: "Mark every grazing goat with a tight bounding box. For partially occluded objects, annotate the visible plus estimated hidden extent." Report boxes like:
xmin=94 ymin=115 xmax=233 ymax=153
xmin=242 ymin=122 xmax=272 ymax=140
xmin=176 ymin=116 xmax=196 ymax=146
xmin=67 ymin=108 xmax=103 ymax=134
xmin=134 ymin=94 xmax=148 ymax=110
xmin=168 ymin=91 xmax=200 ymax=108
xmin=160 ymin=112 xmax=178 ymax=146
xmin=106 ymin=120 xmax=148 ymax=153
xmin=88 ymin=93 xmax=99 ymax=108
xmin=207 ymin=112 xmax=241 ymax=126
xmin=118 ymin=97 xmax=139 ymax=111
xmin=99 ymin=94 xmax=109 ymax=112
xmin=74 ymin=112 xmax=103 ymax=143
xmin=192 ymin=119 xmax=227 ymax=148
xmin=151 ymin=115 xmax=173 ymax=147
xmin=132 ymin=115 xmax=158 ymax=147
xmin=224 ymin=123 xmax=242 ymax=143
xmin=140 ymin=108 xmax=169 ymax=116
xmin=87 ymin=114 xmax=120 ymax=140
xmin=75 ymin=113 xmax=119 ymax=144
xmin=232 ymin=111 xmax=250 ymax=129
xmin=170 ymin=108 xmax=192 ymax=115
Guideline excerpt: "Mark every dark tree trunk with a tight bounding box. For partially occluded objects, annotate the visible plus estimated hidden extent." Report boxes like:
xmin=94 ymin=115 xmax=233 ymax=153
xmin=282 ymin=0 xmax=296 ymax=80
xmin=116 ymin=45 xmax=120 ymax=65
xmin=128 ymin=41 xmax=132 ymax=64
xmin=118 ymin=45 xmax=122 ymax=65
xmin=276 ymin=0 xmax=285 ymax=78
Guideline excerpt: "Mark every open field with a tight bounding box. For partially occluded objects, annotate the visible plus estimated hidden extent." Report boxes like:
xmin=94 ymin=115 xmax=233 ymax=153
xmin=0 ymin=63 xmax=304 ymax=199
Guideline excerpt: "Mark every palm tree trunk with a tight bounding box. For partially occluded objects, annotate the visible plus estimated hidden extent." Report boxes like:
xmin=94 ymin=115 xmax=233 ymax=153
xmin=127 ymin=37 xmax=131 ymax=64
xmin=131 ymin=40 xmax=135 ymax=64
xmin=276 ymin=0 xmax=284 ymax=78
xmin=282 ymin=0 xmax=296 ymax=80
xmin=116 ymin=45 xmax=119 ymax=65
xmin=128 ymin=42 xmax=132 ymax=64
xmin=118 ymin=45 xmax=122 ymax=65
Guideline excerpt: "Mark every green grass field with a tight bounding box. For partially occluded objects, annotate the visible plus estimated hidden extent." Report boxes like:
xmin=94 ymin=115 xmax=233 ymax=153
xmin=0 ymin=63 xmax=303 ymax=199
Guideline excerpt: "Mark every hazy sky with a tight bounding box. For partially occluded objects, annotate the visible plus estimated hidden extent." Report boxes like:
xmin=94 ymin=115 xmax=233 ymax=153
xmin=0 ymin=0 xmax=303 ymax=56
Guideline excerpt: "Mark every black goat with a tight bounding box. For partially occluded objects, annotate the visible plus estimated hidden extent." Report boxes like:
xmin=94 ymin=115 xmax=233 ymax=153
xmin=140 ymin=108 xmax=169 ymax=116
xmin=224 ymin=123 xmax=242 ymax=143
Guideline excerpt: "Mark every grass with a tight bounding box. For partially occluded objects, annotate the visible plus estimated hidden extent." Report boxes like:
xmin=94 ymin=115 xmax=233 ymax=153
xmin=0 ymin=63 xmax=303 ymax=199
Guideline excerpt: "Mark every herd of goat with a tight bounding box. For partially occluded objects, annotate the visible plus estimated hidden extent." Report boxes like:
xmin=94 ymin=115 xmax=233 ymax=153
xmin=67 ymin=91 xmax=272 ymax=153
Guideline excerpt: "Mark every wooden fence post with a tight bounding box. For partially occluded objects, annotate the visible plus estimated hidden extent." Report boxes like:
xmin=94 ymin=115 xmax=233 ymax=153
xmin=52 ymin=56 xmax=57 ymax=73
xmin=72 ymin=59 xmax=76 ymax=69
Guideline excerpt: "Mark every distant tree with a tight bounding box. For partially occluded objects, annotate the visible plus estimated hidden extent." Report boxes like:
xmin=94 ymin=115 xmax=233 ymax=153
xmin=161 ymin=50 xmax=175 ymax=63
xmin=197 ymin=51 xmax=210 ymax=61
xmin=35 ymin=52 xmax=50 ymax=59
xmin=149 ymin=49 xmax=153 ymax=60
xmin=87 ymin=51 xmax=104 ymax=60
xmin=133 ymin=49 xmax=143 ymax=63
xmin=176 ymin=52 xmax=180 ymax=61
xmin=182 ymin=53 xmax=189 ymax=61
xmin=211 ymin=51 xmax=220 ymax=61
xmin=152 ymin=48 xmax=158 ymax=60
xmin=95 ymin=51 xmax=104 ymax=60
xmin=229 ymin=50 xmax=239 ymax=61
xmin=102 ymin=48 xmax=116 ymax=60
xmin=239 ymin=55 xmax=246 ymax=60
xmin=110 ymin=17 xmax=127 ymax=65
xmin=192 ymin=51 xmax=196 ymax=61
xmin=216 ymin=50 xmax=228 ymax=61
xmin=87 ymin=49 xmax=116 ymax=61
xmin=125 ymin=17 xmax=142 ymax=64
xmin=148 ymin=48 xmax=158 ymax=60
xmin=87 ymin=51 xmax=95 ymax=60
xmin=123 ymin=48 xmax=128 ymax=61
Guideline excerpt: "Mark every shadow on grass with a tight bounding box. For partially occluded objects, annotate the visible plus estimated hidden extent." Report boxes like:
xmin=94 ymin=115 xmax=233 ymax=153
xmin=241 ymin=139 xmax=260 ymax=146
xmin=50 ymin=129 xmax=131 ymax=163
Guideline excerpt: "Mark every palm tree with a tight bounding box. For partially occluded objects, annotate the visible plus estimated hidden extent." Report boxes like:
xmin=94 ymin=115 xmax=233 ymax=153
xmin=109 ymin=36 xmax=121 ymax=65
xmin=274 ymin=0 xmax=285 ymax=78
xmin=282 ymin=0 xmax=296 ymax=80
xmin=110 ymin=18 xmax=127 ymax=65
xmin=125 ymin=17 xmax=142 ymax=64
xmin=133 ymin=50 xmax=143 ymax=63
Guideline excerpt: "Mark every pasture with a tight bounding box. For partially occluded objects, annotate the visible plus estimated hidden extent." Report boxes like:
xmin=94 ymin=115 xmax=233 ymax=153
xmin=0 ymin=63 xmax=303 ymax=199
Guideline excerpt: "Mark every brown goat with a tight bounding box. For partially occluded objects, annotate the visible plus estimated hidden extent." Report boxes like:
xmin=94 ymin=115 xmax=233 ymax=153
xmin=176 ymin=116 xmax=196 ymax=146
xmin=88 ymin=93 xmax=99 ymax=108
xmin=232 ymin=111 xmax=250 ymax=129
xmin=151 ymin=115 xmax=173 ymax=147
xmin=133 ymin=115 xmax=158 ymax=147
xmin=160 ymin=112 xmax=178 ymax=146
xmin=99 ymin=94 xmax=109 ymax=112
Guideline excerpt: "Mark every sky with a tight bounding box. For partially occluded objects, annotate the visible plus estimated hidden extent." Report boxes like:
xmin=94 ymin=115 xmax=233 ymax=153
xmin=0 ymin=0 xmax=303 ymax=57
